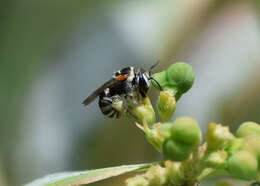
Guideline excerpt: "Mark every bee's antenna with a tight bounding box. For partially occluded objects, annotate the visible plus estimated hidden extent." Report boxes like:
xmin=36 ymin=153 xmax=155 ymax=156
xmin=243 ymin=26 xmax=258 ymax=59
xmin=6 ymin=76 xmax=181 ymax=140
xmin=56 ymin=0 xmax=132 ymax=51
xmin=149 ymin=60 xmax=160 ymax=76
xmin=149 ymin=77 xmax=163 ymax=91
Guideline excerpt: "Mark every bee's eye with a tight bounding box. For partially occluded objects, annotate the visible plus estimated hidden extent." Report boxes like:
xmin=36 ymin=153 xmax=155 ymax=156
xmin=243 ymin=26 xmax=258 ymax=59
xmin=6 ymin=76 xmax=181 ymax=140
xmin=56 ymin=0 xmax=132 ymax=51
xmin=117 ymin=75 xmax=128 ymax=81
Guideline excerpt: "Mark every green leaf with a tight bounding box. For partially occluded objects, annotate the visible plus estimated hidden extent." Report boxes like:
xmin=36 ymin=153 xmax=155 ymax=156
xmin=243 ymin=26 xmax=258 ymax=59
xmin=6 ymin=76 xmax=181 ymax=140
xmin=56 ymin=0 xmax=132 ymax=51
xmin=26 ymin=163 xmax=155 ymax=186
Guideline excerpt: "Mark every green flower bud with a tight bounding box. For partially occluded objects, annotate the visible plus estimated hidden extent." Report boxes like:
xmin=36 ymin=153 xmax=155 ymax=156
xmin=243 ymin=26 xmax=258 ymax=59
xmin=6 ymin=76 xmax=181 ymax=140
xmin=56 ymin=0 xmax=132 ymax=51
xmin=206 ymin=122 xmax=234 ymax=151
xmin=152 ymin=62 xmax=195 ymax=101
xmin=130 ymin=97 xmax=156 ymax=126
xmin=157 ymin=91 xmax=176 ymax=122
xmin=163 ymin=139 xmax=193 ymax=161
xmin=243 ymin=135 xmax=260 ymax=164
xmin=205 ymin=151 xmax=227 ymax=169
xmin=136 ymin=122 xmax=172 ymax=153
xmin=171 ymin=117 xmax=201 ymax=146
xmin=225 ymin=137 xmax=243 ymax=155
xmin=166 ymin=62 xmax=195 ymax=99
xmin=165 ymin=161 xmax=183 ymax=184
xmin=125 ymin=175 xmax=149 ymax=186
xmin=227 ymin=150 xmax=258 ymax=180
xmin=145 ymin=165 xmax=168 ymax=185
xmin=236 ymin=121 xmax=260 ymax=138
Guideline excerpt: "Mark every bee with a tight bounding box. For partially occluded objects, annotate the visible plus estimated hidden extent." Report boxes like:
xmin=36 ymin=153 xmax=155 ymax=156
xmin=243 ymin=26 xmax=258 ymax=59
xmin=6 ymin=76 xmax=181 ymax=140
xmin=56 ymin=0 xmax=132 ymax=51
xmin=82 ymin=62 xmax=162 ymax=118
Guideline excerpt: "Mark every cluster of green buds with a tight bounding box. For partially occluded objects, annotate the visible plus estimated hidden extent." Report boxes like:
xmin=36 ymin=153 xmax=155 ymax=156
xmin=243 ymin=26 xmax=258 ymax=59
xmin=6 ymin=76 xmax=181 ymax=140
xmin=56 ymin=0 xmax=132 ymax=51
xmin=225 ymin=122 xmax=260 ymax=180
xmin=125 ymin=62 xmax=260 ymax=186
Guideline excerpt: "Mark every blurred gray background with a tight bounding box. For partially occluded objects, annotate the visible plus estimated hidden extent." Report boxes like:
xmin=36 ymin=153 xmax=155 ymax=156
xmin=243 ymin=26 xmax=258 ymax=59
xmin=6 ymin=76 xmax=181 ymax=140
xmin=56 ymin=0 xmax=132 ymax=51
xmin=1 ymin=0 xmax=260 ymax=185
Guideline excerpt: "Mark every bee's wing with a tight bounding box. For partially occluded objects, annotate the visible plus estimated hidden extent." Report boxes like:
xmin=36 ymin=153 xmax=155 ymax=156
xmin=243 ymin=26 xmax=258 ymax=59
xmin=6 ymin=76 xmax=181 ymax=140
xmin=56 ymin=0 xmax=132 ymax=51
xmin=82 ymin=78 xmax=117 ymax=106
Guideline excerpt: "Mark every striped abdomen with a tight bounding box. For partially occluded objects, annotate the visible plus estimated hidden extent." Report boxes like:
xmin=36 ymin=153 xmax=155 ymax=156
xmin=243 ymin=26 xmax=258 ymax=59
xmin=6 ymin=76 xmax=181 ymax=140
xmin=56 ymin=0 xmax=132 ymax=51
xmin=98 ymin=89 xmax=124 ymax=119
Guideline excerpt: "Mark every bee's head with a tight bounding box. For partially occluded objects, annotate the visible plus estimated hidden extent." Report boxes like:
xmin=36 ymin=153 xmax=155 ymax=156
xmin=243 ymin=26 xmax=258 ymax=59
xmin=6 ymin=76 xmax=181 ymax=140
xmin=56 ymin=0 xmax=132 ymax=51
xmin=135 ymin=69 xmax=151 ymax=97
xmin=135 ymin=61 xmax=162 ymax=97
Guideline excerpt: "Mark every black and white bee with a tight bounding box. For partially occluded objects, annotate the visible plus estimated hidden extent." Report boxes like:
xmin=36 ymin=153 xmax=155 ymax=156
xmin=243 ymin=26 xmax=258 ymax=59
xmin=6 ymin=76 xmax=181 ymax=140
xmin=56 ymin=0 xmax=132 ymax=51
xmin=82 ymin=62 xmax=162 ymax=119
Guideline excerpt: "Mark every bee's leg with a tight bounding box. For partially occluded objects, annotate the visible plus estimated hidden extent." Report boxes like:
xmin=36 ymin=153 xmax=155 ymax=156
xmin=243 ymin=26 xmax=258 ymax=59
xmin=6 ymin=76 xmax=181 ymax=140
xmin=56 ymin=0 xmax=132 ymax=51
xmin=125 ymin=109 xmax=139 ymax=121
xmin=98 ymin=95 xmax=124 ymax=119
xmin=125 ymin=92 xmax=134 ymax=104
xmin=125 ymin=91 xmax=142 ymax=105
xmin=123 ymin=92 xmax=143 ymax=120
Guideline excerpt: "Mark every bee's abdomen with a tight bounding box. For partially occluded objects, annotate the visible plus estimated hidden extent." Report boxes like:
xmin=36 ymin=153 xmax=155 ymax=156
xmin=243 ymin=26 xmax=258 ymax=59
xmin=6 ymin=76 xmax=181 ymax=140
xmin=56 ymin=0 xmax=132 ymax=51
xmin=98 ymin=96 xmax=121 ymax=119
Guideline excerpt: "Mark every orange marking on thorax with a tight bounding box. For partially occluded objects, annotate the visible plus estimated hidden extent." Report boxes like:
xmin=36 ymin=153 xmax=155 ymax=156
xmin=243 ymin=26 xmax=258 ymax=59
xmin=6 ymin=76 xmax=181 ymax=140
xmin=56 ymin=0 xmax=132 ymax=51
xmin=117 ymin=75 xmax=128 ymax=81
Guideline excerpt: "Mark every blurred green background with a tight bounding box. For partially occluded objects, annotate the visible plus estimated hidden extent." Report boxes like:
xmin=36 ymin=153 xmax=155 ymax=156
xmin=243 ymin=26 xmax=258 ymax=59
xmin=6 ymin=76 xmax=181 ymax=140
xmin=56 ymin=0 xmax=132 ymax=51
xmin=1 ymin=0 xmax=260 ymax=185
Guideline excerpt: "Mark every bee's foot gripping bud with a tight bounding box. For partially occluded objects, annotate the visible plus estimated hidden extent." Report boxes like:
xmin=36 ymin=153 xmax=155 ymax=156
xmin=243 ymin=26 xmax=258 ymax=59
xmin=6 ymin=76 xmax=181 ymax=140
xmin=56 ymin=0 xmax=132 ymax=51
xmin=129 ymin=97 xmax=156 ymax=127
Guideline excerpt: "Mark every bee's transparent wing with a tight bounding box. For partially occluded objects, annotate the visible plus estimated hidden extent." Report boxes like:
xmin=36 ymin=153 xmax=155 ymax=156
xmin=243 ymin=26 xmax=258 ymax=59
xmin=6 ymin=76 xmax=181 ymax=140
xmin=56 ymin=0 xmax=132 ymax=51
xmin=82 ymin=78 xmax=117 ymax=106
